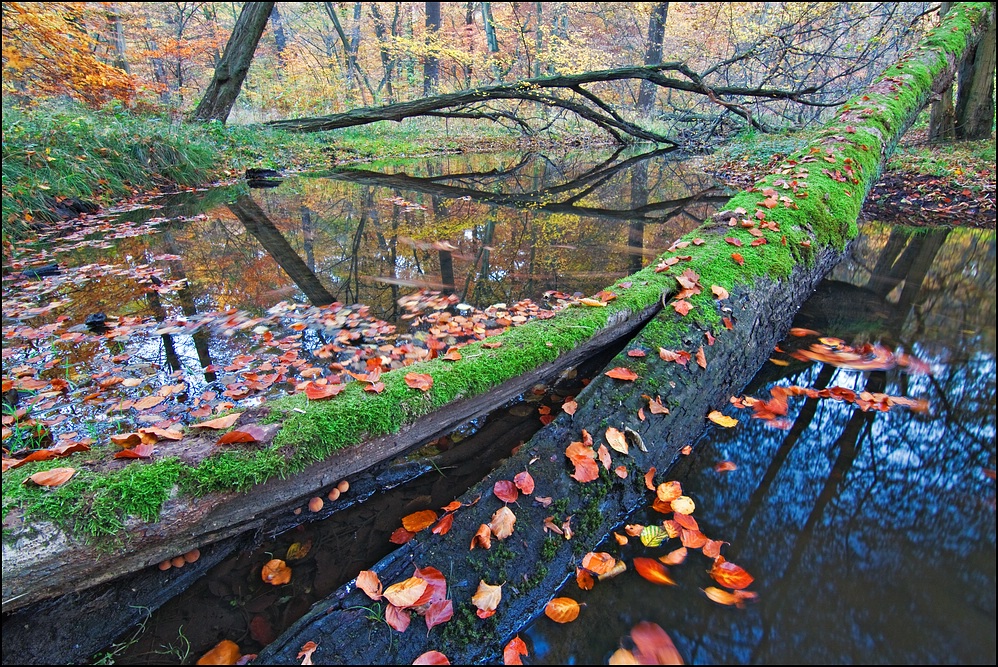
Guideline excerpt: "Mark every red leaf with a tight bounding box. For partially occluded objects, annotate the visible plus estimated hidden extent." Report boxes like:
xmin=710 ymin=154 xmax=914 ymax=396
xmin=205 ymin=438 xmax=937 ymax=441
xmin=671 ymin=300 xmax=692 ymax=316
xmin=503 ymin=636 xmax=529 ymax=665
xmin=630 ymin=621 xmax=684 ymax=665
xmin=513 ymin=470 xmax=535 ymax=494
xmin=431 ymin=513 xmax=454 ymax=535
xmin=724 ymin=236 xmax=743 ymax=247
xmin=493 ymin=480 xmax=519 ymax=503
xmin=731 ymin=253 xmax=745 ymax=266
xmin=384 ymin=603 xmax=410 ymax=632
xmin=405 ymin=373 xmax=434 ymax=392
xmin=413 ymin=651 xmax=450 ymax=665
xmin=113 ymin=443 xmax=155 ymax=459
xmin=424 ymin=599 xmax=453 ymax=631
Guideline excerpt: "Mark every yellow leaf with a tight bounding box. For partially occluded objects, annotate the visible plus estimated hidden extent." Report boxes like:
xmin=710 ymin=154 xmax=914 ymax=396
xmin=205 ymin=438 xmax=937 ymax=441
xmin=708 ymin=410 xmax=739 ymax=428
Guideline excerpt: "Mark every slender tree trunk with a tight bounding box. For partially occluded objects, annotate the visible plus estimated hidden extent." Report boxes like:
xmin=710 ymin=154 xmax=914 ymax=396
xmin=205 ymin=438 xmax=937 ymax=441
xmin=955 ymin=4 xmax=996 ymax=140
xmin=192 ymin=1 xmax=274 ymax=123
xmin=370 ymin=3 xmax=397 ymax=103
xmin=108 ymin=5 xmax=129 ymax=74
xmin=929 ymin=2 xmax=957 ymax=140
xmin=638 ymin=3 xmax=669 ymax=114
xmin=482 ymin=1 xmax=502 ymax=80
xmin=270 ymin=4 xmax=287 ymax=60
xmin=424 ymin=2 xmax=441 ymax=95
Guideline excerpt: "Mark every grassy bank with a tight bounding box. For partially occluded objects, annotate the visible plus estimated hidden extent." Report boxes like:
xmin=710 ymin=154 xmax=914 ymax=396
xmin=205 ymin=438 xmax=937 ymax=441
xmin=1 ymin=100 xmax=521 ymax=244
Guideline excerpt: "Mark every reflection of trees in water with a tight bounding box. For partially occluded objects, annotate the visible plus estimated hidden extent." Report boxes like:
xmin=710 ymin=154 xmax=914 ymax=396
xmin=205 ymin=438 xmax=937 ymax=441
xmin=524 ymin=223 xmax=995 ymax=665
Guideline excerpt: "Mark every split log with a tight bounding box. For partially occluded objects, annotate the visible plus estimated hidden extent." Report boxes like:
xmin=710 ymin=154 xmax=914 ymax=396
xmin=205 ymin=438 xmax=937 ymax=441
xmin=252 ymin=4 xmax=994 ymax=664
xmin=0 ymin=4 xmax=990 ymax=659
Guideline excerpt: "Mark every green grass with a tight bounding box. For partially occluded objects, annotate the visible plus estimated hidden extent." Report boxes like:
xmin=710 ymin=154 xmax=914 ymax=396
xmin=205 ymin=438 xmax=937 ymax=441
xmin=887 ymin=137 xmax=996 ymax=178
xmin=0 ymin=100 xmax=519 ymax=243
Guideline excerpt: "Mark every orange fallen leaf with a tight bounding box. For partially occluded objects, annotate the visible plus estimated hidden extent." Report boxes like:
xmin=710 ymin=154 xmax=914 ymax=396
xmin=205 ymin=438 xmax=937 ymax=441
xmin=648 ymin=395 xmax=669 ymax=415
xmin=605 ymin=426 xmax=628 ymax=455
xmin=671 ymin=300 xmax=692 ymax=316
xmin=133 ymin=395 xmax=165 ymax=411
xmin=405 ymin=373 xmax=434 ymax=391
xmin=113 ymin=443 xmax=154 ymax=459
xmin=23 ymin=467 xmax=76 ymax=487
xmin=711 ymin=285 xmax=729 ymax=299
xmin=390 ymin=527 xmax=416 ymax=544
xmin=605 ymin=367 xmax=638 ymax=381
xmin=702 ymin=539 xmax=728 ymax=559
xmin=562 ymin=399 xmax=578 ymax=415
xmin=714 ymin=460 xmax=737 ymax=472
xmin=384 ymin=576 xmax=429 ymax=608
xmin=472 ymin=580 xmax=502 ymax=618
xmin=644 ymin=467 xmax=657 ymax=491
xmin=503 ymin=635 xmax=529 ymax=665
xmin=424 ymin=599 xmax=454 ymax=632
xmin=709 ymin=557 xmax=755 ymax=590
xmin=356 ymin=570 xmax=383 ymax=600
xmin=731 ymin=253 xmax=745 ymax=266
xmin=703 ymin=586 xmax=759 ymax=608
xmin=470 ymin=523 xmax=492 ymax=550
xmin=297 ymin=641 xmax=318 ymax=666
xmin=576 ymin=567 xmax=595 ymax=590
xmin=402 ymin=510 xmax=439 ymax=533
xmin=110 ymin=432 xmax=143 ymax=448
xmin=659 ymin=547 xmax=688 ymax=566
xmin=680 ymin=528 xmax=708 ymax=549
xmin=671 ymin=496 xmax=696 ymax=515
xmin=196 ymin=639 xmax=241 ymax=665
xmin=695 ymin=346 xmax=707 ymax=369
xmin=431 ymin=513 xmax=454 ymax=536
xmin=193 ymin=413 xmax=243 ymax=429
xmin=489 ymin=506 xmax=517 ymax=539
xmin=413 ymin=650 xmax=450 ymax=665
xmin=513 ymin=470 xmax=534 ymax=494
xmin=385 ymin=603 xmax=411 ymax=632
xmin=442 ymin=347 xmax=462 ymax=361
xmin=261 ymin=559 xmax=292 ymax=586
xmin=544 ymin=597 xmax=581 ymax=623
xmin=656 ymin=481 xmax=682 ymax=503
xmin=633 ymin=557 xmax=677 ymax=586
xmin=630 ymin=621 xmax=684 ymax=665
xmin=582 ymin=551 xmax=616 ymax=575
xmin=304 ymin=382 xmax=344 ymax=400
xmin=614 ymin=465 xmax=628 ymax=478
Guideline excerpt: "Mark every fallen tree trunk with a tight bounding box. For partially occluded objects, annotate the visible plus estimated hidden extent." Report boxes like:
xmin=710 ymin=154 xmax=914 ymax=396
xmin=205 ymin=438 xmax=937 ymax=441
xmin=252 ymin=4 xmax=994 ymax=664
xmin=0 ymin=1 xmax=990 ymax=652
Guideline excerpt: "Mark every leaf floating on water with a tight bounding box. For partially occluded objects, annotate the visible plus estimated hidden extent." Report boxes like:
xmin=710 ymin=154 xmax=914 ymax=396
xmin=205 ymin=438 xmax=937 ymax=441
xmin=629 ymin=621 xmax=684 ymax=665
xmin=544 ymin=597 xmax=581 ymax=623
xmin=671 ymin=495 xmax=696 ymax=515
xmin=714 ymin=460 xmax=737 ymax=472
xmin=196 ymin=639 xmax=242 ymax=665
xmin=503 ymin=635 xmax=529 ymax=665
xmin=581 ymin=551 xmax=616 ymax=575
xmin=708 ymin=410 xmax=739 ymax=428
xmin=640 ymin=525 xmax=668 ymax=548
xmin=709 ymin=557 xmax=755 ymax=590
xmin=633 ymin=557 xmax=677 ymax=586
xmin=702 ymin=586 xmax=758 ymax=608
xmin=659 ymin=547 xmax=688 ymax=566
xmin=402 ymin=510 xmax=439 ymax=533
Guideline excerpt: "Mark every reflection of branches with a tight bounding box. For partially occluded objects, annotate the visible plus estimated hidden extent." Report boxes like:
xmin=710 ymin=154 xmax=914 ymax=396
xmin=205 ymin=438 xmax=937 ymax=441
xmin=322 ymin=150 xmax=728 ymax=223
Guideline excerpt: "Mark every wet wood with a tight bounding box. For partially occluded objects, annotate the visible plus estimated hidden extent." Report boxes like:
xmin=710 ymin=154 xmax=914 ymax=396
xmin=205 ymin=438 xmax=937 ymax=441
xmin=256 ymin=247 xmax=843 ymax=665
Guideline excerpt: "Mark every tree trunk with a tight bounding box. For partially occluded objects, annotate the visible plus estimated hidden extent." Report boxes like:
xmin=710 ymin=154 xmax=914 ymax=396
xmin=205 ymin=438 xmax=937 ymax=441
xmin=1 ymin=4 xmax=992 ymax=653
xmin=424 ymin=2 xmax=441 ymax=95
xmin=192 ymin=1 xmax=273 ymax=123
xmin=955 ymin=4 xmax=996 ymax=139
xmin=637 ymin=2 xmax=669 ymax=114
xmin=929 ymin=3 xmax=957 ymax=140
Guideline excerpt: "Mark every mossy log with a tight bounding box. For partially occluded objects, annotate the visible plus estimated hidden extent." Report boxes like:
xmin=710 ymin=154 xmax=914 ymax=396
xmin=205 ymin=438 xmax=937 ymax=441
xmin=0 ymin=2 xmax=991 ymax=658
xmin=252 ymin=4 xmax=994 ymax=664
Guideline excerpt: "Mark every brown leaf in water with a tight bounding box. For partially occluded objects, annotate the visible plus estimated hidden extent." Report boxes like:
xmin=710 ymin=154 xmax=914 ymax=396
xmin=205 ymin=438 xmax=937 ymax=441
xmin=196 ymin=639 xmax=241 ymax=665
xmin=261 ymin=559 xmax=291 ymax=586
xmin=633 ymin=558 xmax=676 ymax=586
xmin=709 ymin=557 xmax=755 ymax=590
xmin=402 ymin=510 xmax=439 ymax=533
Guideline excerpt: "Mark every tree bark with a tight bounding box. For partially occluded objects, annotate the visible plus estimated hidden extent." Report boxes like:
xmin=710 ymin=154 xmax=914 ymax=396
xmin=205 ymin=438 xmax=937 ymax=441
xmin=192 ymin=1 xmax=273 ymax=123
xmin=955 ymin=3 xmax=996 ymax=139
xmin=637 ymin=2 xmax=669 ymax=114
xmin=423 ymin=2 xmax=441 ymax=95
